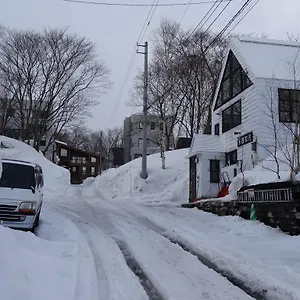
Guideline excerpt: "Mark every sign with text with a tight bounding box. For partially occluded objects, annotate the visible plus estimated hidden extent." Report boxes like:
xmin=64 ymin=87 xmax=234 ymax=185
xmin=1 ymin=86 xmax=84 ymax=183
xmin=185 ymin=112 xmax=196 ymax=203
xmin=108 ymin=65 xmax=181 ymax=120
xmin=237 ymin=131 xmax=253 ymax=147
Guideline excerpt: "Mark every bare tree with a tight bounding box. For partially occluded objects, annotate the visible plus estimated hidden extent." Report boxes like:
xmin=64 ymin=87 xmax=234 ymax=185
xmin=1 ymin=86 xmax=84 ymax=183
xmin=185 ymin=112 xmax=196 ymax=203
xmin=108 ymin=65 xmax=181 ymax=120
xmin=130 ymin=19 xmax=227 ymax=142
xmin=0 ymin=27 xmax=111 ymax=152
xmin=259 ymin=82 xmax=283 ymax=179
xmin=58 ymin=125 xmax=123 ymax=169
xmin=259 ymin=49 xmax=300 ymax=180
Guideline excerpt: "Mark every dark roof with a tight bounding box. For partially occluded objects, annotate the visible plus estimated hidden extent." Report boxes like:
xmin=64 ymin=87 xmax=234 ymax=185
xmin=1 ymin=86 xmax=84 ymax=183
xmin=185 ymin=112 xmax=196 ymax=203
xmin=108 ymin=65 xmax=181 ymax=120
xmin=55 ymin=141 xmax=100 ymax=158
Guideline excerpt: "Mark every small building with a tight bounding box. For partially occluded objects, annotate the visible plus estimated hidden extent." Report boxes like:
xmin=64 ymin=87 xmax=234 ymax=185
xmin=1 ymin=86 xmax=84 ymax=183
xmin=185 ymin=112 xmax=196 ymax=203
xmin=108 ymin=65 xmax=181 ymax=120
xmin=55 ymin=141 xmax=100 ymax=184
xmin=188 ymin=36 xmax=300 ymax=201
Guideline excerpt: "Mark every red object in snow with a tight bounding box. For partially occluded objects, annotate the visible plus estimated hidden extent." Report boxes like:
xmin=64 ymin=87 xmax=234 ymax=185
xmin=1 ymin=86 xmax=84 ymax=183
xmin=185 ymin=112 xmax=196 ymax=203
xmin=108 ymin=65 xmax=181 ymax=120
xmin=217 ymin=186 xmax=229 ymax=198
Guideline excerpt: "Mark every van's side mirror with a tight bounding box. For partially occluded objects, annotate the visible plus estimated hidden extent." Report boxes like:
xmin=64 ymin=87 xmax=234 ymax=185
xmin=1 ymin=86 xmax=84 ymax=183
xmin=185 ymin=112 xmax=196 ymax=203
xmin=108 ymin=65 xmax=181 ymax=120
xmin=31 ymin=186 xmax=36 ymax=194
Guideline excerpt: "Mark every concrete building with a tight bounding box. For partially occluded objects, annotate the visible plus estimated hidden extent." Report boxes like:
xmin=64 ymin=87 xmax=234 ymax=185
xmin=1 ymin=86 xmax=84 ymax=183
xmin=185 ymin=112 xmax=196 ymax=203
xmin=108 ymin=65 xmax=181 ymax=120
xmin=124 ymin=113 xmax=165 ymax=163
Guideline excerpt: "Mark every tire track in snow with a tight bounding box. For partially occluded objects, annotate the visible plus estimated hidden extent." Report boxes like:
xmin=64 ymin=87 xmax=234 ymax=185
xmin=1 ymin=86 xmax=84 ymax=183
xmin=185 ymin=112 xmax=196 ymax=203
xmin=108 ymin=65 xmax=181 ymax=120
xmin=56 ymin=191 xmax=256 ymax=299
xmin=164 ymin=236 xmax=265 ymax=300
xmin=59 ymin=205 xmax=153 ymax=300
xmin=115 ymin=240 xmax=163 ymax=300
xmin=73 ymin=222 xmax=110 ymax=300
xmin=69 ymin=211 xmax=162 ymax=300
xmin=70 ymin=199 xmax=255 ymax=299
xmin=117 ymin=206 xmax=265 ymax=300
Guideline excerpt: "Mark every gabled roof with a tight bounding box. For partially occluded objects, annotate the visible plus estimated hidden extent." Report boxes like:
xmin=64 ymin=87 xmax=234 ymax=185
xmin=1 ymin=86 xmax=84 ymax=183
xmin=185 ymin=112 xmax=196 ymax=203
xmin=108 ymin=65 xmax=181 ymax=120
xmin=231 ymin=36 xmax=300 ymax=80
xmin=187 ymin=134 xmax=225 ymax=158
xmin=211 ymin=36 xmax=300 ymax=112
xmin=55 ymin=141 xmax=100 ymax=158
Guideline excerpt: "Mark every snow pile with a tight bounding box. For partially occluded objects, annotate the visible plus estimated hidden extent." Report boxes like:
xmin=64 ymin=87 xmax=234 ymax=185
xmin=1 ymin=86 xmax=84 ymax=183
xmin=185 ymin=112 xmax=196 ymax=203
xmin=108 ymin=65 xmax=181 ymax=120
xmin=92 ymin=149 xmax=189 ymax=204
xmin=0 ymin=212 xmax=79 ymax=300
xmin=0 ymin=136 xmax=70 ymax=197
xmin=229 ymin=146 xmax=295 ymax=197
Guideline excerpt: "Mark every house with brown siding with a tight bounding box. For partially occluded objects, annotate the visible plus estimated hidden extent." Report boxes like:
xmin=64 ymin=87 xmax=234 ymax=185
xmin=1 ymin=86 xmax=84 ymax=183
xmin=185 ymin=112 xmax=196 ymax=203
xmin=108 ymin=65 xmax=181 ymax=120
xmin=55 ymin=141 xmax=101 ymax=184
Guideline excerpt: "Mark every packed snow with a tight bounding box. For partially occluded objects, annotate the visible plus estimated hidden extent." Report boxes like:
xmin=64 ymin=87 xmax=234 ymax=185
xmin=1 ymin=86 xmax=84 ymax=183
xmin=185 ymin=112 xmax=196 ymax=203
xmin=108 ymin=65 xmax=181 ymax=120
xmin=2 ymin=136 xmax=300 ymax=300
xmin=90 ymin=149 xmax=190 ymax=205
xmin=0 ymin=136 xmax=70 ymax=198
xmin=229 ymin=144 xmax=296 ymax=197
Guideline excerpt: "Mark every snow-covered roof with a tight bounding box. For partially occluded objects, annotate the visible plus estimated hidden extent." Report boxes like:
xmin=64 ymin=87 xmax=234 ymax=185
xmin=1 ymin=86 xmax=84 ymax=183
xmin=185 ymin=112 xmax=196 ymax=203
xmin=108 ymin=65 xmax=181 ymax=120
xmin=187 ymin=134 xmax=225 ymax=158
xmin=231 ymin=36 xmax=300 ymax=80
xmin=55 ymin=140 xmax=68 ymax=146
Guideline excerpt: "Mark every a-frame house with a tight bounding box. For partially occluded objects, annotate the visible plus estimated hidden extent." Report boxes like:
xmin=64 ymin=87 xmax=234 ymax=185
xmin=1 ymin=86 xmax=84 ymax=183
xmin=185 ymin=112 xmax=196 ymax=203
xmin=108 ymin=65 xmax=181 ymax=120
xmin=188 ymin=36 xmax=300 ymax=200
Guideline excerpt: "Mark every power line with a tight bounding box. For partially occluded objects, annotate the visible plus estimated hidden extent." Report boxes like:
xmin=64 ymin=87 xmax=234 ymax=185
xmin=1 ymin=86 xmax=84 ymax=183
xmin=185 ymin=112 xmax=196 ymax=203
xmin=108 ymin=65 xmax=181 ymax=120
xmin=202 ymin=0 xmax=231 ymax=34
xmin=63 ymin=0 xmax=232 ymax=6
xmin=179 ymin=0 xmax=193 ymax=24
xmin=138 ymin=0 xmax=158 ymax=43
xmin=110 ymin=0 xmax=160 ymax=121
xmin=225 ymin=0 xmax=259 ymax=37
xmin=140 ymin=0 xmax=160 ymax=42
xmin=189 ymin=0 xmax=231 ymax=36
xmin=204 ymin=0 xmax=256 ymax=52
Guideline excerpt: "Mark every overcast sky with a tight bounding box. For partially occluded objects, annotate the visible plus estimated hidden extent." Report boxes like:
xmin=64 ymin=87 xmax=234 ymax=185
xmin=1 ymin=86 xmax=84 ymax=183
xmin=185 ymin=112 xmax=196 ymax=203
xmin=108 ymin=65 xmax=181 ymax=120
xmin=0 ymin=0 xmax=299 ymax=131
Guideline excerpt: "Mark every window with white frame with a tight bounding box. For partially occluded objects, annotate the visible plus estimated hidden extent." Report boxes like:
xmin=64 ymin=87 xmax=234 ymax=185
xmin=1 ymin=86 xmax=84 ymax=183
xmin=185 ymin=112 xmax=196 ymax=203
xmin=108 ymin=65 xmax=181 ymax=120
xmin=60 ymin=148 xmax=68 ymax=157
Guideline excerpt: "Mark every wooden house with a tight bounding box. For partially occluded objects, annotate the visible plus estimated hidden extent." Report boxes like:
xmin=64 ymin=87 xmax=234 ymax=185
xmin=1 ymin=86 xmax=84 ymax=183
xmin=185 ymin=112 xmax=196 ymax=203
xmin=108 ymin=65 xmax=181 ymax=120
xmin=55 ymin=141 xmax=101 ymax=184
xmin=188 ymin=36 xmax=300 ymax=201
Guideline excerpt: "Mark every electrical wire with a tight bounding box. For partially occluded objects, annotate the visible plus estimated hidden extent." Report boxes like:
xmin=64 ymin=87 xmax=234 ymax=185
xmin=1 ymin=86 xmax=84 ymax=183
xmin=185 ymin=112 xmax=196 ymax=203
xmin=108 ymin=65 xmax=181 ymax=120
xmin=219 ymin=0 xmax=244 ymax=28
xmin=190 ymin=1 xmax=222 ymax=35
xmin=178 ymin=0 xmax=194 ymax=24
xmin=189 ymin=0 xmax=232 ymax=37
xmin=63 ymin=0 xmax=232 ymax=6
xmin=224 ymin=0 xmax=259 ymax=37
xmin=110 ymin=0 xmax=160 ymax=121
xmin=204 ymin=0 xmax=256 ymax=52
xmin=202 ymin=0 xmax=231 ymax=34
xmin=140 ymin=0 xmax=160 ymax=42
xmin=138 ymin=0 xmax=158 ymax=43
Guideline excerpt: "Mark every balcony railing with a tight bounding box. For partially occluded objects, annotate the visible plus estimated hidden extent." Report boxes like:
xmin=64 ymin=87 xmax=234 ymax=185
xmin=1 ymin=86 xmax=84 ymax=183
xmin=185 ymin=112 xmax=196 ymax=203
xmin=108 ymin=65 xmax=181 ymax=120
xmin=237 ymin=188 xmax=293 ymax=203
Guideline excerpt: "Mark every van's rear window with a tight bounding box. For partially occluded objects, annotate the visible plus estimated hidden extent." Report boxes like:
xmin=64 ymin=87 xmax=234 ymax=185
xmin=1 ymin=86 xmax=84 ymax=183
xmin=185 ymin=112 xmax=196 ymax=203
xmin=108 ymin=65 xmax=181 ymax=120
xmin=0 ymin=163 xmax=35 ymax=189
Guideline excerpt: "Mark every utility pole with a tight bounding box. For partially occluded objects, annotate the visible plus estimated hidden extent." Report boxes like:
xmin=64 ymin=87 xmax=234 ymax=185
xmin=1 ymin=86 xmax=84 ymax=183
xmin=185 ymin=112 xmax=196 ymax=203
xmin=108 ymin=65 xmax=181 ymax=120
xmin=137 ymin=41 xmax=148 ymax=179
xmin=99 ymin=131 xmax=103 ymax=175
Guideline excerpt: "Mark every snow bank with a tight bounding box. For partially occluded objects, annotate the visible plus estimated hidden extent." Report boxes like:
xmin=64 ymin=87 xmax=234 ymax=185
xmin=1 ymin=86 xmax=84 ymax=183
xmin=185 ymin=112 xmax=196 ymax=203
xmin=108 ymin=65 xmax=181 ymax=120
xmin=0 ymin=136 xmax=70 ymax=198
xmin=0 ymin=212 xmax=79 ymax=300
xmin=229 ymin=147 xmax=294 ymax=197
xmin=0 ymin=137 xmax=77 ymax=299
xmin=92 ymin=149 xmax=189 ymax=204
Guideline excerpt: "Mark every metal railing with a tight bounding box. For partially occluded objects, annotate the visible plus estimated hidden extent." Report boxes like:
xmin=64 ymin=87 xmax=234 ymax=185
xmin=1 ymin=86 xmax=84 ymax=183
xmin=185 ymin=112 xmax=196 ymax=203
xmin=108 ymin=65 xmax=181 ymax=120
xmin=237 ymin=188 xmax=293 ymax=203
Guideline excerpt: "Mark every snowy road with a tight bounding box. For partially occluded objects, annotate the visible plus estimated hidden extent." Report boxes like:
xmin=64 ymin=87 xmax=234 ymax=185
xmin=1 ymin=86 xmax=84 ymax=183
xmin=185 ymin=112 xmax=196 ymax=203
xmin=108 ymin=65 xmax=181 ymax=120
xmin=34 ymin=182 xmax=300 ymax=300
xmin=3 ymin=131 xmax=300 ymax=300
xmin=39 ymin=185 xmax=256 ymax=300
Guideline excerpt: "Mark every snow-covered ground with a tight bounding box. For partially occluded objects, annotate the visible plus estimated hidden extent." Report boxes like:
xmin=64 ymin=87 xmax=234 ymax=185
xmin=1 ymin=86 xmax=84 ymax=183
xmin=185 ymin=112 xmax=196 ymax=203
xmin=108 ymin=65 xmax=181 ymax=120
xmin=2 ymin=136 xmax=300 ymax=300
xmin=91 ymin=149 xmax=189 ymax=204
xmin=230 ymin=145 xmax=297 ymax=197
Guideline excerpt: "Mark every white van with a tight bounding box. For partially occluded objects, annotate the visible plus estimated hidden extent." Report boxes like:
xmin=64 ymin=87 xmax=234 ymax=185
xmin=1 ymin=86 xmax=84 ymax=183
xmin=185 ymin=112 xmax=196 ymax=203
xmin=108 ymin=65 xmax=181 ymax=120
xmin=0 ymin=159 xmax=44 ymax=231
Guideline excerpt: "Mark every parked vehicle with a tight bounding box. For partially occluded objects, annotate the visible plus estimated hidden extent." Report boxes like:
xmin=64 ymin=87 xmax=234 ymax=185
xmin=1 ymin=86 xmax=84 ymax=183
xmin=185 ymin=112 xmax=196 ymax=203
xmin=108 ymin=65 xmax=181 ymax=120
xmin=0 ymin=159 xmax=44 ymax=231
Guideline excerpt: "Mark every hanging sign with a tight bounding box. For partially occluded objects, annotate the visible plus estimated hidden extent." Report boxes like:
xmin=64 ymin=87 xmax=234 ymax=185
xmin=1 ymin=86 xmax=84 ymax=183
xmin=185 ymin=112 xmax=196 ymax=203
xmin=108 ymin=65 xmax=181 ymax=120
xmin=237 ymin=131 xmax=253 ymax=147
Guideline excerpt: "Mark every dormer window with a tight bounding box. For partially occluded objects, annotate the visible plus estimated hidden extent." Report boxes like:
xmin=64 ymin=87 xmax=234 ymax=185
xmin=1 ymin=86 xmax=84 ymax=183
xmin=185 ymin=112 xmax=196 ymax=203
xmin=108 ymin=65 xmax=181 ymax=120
xmin=214 ymin=51 xmax=252 ymax=110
